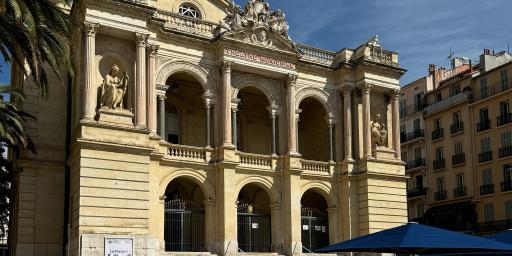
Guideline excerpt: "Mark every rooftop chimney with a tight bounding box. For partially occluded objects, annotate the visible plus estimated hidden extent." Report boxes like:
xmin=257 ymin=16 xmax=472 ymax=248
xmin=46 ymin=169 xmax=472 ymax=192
xmin=428 ymin=64 xmax=436 ymax=75
xmin=484 ymin=49 xmax=491 ymax=55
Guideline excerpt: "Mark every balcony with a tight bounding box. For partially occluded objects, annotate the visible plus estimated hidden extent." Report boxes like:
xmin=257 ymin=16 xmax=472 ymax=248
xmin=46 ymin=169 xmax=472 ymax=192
xmin=401 ymin=129 xmax=425 ymax=144
xmin=450 ymin=122 xmax=464 ymax=134
xmin=501 ymin=181 xmax=512 ymax=192
xmin=400 ymin=104 xmax=424 ymax=119
xmin=152 ymin=10 xmax=217 ymax=39
xmin=301 ymin=159 xmax=333 ymax=176
xmin=477 ymin=119 xmax=491 ymax=132
xmin=407 ymin=187 xmax=427 ymax=198
xmin=434 ymin=190 xmax=447 ymax=201
xmin=452 ymin=153 xmax=466 ymax=166
xmin=406 ymin=158 xmax=426 ymax=170
xmin=473 ymin=78 xmax=512 ymax=102
xmin=296 ymin=44 xmax=335 ymax=67
xmin=480 ymin=184 xmax=495 ymax=196
xmin=424 ymin=91 xmax=470 ymax=115
xmin=500 ymin=146 xmax=512 ymax=158
xmin=453 ymin=186 xmax=467 ymax=198
xmin=478 ymin=151 xmax=493 ymax=163
xmin=433 ymin=158 xmax=446 ymax=171
xmin=497 ymin=113 xmax=512 ymax=127
xmin=431 ymin=128 xmax=444 ymax=141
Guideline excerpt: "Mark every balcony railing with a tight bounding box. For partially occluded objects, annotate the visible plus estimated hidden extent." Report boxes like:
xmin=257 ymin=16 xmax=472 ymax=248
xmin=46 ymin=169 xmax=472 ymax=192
xmin=433 ymin=158 xmax=446 ymax=171
xmin=152 ymin=10 xmax=217 ymax=39
xmin=431 ymin=128 xmax=444 ymax=140
xmin=434 ymin=190 xmax=447 ymax=201
xmin=480 ymin=184 xmax=495 ymax=195
xmin=406 ymin=158 xmax=426 ymax=170
xmin=400 ymin=104 xmax=424 ymax=119
xmin=497 ymin=113 xmax=512 ymax=127
xmin=239 ymin=152 xmax=272 ymax=169
xmin=477 ymin=119 xmax=491 ymax=132
xmin=301 ymin=159 xmax=331 ymax=175
xmin=501 ymin=181 xmax=512 ymax=192
xmin=424 ymin=91 xmax=470 ymax=115
xmin=452 ymin=153 xmax=466 ymax=166
xmin=367 ymin=45 xmax=396 ymax=66
xmin=407 ymin=187 xmax=427 ymax=198
xmin=473 ymin=78 xmax=512 ymax=102
xmin=402 ymin=129 xmax=425 ymax=144
xmin=450 ymin=122 xmax=464 ymax=134
xmin=478 ymin=151 xmax=493 ymax=163
xmin=475 ymin=219 xmax=512 ymax=234
xmin=499 ymin=146 xmax=512 ymax=158
xmin=296 ymin=44 xmax=336 ymax=66
xmin=167 ymin=144 xmax=207 ymax=162
xmin=453 ymin=186 xmax=467 ymax=198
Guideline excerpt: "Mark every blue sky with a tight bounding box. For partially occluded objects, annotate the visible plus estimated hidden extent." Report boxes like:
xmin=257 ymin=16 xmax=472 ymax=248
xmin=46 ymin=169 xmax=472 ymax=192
xmin=0 ymin=55 xmax=9 ymax=86
xmin=1 ymin=1 xmax=511 ymax=85
xmin=234 ymin=0 xmax=512 ymax=84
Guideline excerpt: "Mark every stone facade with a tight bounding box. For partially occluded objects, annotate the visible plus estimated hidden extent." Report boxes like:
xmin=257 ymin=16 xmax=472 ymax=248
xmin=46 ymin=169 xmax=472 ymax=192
xmin=12 ymin=0 xmax=407 ymax=255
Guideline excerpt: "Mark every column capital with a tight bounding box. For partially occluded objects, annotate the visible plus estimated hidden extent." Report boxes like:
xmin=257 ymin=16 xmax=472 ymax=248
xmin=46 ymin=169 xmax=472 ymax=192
xmin=267 ymin=103 xmax=281 ymax=118
xmin=341 ymin=86 xmax=354 ymax=96
xmin=135 ymin=33 xmax=149 ymax=47
xmin=203 ymin=90 xmax=215 ymax=108
xmin=84 ymin=22 xmax=99 ymax=37
xmin=147 ymin=44 xmax=159 ymax=57
xmin=325 ymin=114 xmax=337 ymax=127
xmin=388 ymin=88 xmax=400 ymax=100
xmin=287 ymin=73 xmax=298 ymax=87
xmin=231 ymin=98 xmax=241 ymax=110
xmin=294 ymin=109 xmax=302 ymax=121
xmin=158 ymin=94 xmax=167 ymax=101
xmin=359 ymin=83 xmax=373 ymax=94
xmin=222 ymin=61 xmax=234 ymax=72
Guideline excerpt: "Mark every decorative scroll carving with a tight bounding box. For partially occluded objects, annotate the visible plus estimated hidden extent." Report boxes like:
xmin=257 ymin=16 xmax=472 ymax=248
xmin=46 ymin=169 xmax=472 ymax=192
xmin=287 ymin=74 xmax=298 ymax=87
xmin=84 ymin=22 xmax=99 ymax=37
xmin=101 ymin=64 xmax=129 ymax=109
xmin=389 ymin=88 xmax=400 ymax=100
xmin=244 ymin=30 xmax=273 ymax=47
xmin=222 ymin=60 xmax=233 ymax=73
xmin=359 ymin=83 xmax=373 ymax=94
xmin=147 ymin=44 xmax=159 ymax=57
xmin=135 ymin=33 xmax=149 ymax=47
xmin=370 ymin=113 xmax=388 ymax=147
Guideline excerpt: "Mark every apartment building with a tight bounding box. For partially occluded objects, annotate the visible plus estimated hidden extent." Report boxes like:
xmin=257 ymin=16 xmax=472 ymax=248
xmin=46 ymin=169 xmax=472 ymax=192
xmin=413 ymin=49 xmax=512 ymax=234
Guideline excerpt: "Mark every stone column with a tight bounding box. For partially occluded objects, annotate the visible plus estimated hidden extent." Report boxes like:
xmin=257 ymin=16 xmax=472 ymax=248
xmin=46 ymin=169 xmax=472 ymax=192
xmin=268 ymin=104 xmax=279 ymax=155
xmin=231 ymin=99 xmax=240 ymax=149
xmin=222 ymin=61 xmax=233 ymax=147
xmin=328 ymin=116 xmax=335 ymax=162
xmin=147 ymin=44 xmax=159 ymax=134
xmin=83 ymin=22 xmax=99 ymax=120
xmin=390 ymin=89 xmax=401 ymax=159
xmin=158 ymin=95 xmax=166 ymax=140
xmin=360 ymin=83 xmax=373 ymax=159
xmin=206 ymin=101 xmax=212 ymax=148
xmin=287 ymin=74 xmax=298 ymax=154
xmin=294 ymin=110 xmax=302 ymax=154
xmin=135 ymin=33 xmax=149 ymax=128
xmin=342 ymin=87 xmax=353 ymax=161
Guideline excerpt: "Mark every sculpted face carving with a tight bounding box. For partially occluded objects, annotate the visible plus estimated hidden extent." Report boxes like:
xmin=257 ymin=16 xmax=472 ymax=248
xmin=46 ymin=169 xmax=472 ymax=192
xmin=371 ymin=113 xmax=388 ymax=147
xmin=101 ymin=64 xmax=129 ymax=109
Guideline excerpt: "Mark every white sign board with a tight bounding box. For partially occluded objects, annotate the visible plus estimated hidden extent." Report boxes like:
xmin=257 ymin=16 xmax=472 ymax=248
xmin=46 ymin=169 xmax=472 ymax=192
xmin=105 ymin=238 xmax=133 ymax=256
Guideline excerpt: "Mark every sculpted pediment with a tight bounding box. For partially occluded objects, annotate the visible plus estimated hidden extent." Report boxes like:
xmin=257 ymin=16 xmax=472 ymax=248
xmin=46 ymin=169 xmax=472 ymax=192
xmin=216 ymin=0 xmax=297 ymax=53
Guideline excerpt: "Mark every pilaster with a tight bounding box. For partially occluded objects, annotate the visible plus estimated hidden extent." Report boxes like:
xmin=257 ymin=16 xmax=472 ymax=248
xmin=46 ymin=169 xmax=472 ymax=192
xmin=135 ymin=33 xmax=149 ymax=128
xmin=83 ymin=22 xmax=99 ymax=121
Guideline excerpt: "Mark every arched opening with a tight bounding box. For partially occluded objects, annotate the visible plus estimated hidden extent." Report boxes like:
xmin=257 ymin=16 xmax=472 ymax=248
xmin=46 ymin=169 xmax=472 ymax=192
xmin=163 ymin=72 xmax=207 ymax=146
xmin=237 ymin=184 xmax=272 ymax=253
xmin=164 ymin=178 xmax=206 ymax=252
xmin=301 ymin=189 xmax=329 ymax=252
xmin=237 ymin=87 xmax=272 ymax=154
xmin=298 ymin=98 xmax=330 ymax=161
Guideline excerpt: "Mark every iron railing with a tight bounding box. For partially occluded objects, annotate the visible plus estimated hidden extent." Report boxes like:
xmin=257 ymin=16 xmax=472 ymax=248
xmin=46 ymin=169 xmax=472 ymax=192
xmin=406 ymin=158 xmax=426 ymax=170
xmin=453 ymin=186 xmax=467 ymax=198
xmin=424 ymin=91 xmax=470 ymax=115
xmin=497 ymin=113 xmax=512 ymax=127
xmin=499 ymin=146 xmax=512 ymax=158
xmin=433 ymin=158 xmax=446 ymax=171
xmin=501 ymin=181 xmax=512 ymax=192
xmin=452 ymin=153 xmax=466 ymax=165
xmin=480 ymin=184 xmax=495 ymax=196
xmin=478 ymin=151 xmax=493 ymax=163
xmin=407 ymin=187 xmax=427 ymax=198
xmin=399 ymin=104 xmax=424 ymax=119
xmin=301 ymin=207 xmax=329 ymax=252
xmin=473 ymin=78 xmax=512 ymax=102
xmin=432 ymin=128 xmax=444 ymax=140
xmin=402 ymin=129 xmax=425 ymax=144
xmin=450 ymin=122 xmax=464 ymax=134
xmin=164 ymin=199 xmax=205 ymax=252
xmin=434 ymin=190 xmax=447 ymax=201
xmin=477 ymin=119 xmax=491 ymax=132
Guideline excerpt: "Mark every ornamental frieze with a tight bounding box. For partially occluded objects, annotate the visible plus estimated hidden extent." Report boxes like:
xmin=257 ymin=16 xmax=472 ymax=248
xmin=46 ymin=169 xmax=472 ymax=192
xmin=224 ymin=48 xmax=296 ymax=70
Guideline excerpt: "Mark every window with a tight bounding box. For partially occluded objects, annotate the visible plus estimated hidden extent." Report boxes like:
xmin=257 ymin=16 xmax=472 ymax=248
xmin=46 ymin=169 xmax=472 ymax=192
xmin=483 ymin=168 xmax=492 ymax=185
xmin=506 ymin=201 xmax=512 ymax=220
xmin=166 ymin=105 xmax=180 ymax=144
xmin=501 ymin=69 xmax=509 ymax=91
xmin=436 ymin=177 xmax=445 ymax=193
xmin=484 ymin=203 xmax=495 ymax=222
xmin=178 ymin=3 xmax=201 ymax=19
xmin=435 ymin=147 xmax=444 ymax=160
xmin=453 ymin=112 xmax=461 ymax=124
xmin=400 ymin=100 xmax=406 ymax=116
xmin=479 ymin=108 xmax=489 ymax=122
xmin=480 ymin=78 xmax=488 ymax=99
xmin=434 ymin=118 xmax=442 ymax=130
xmin=481 ymin=137 xmax=491 ymax=153
xmin=456 ymin=173 xmax=464 ymax=188
xmin=400 ymin=124 xmax=406 ymax=134
xmin=414 ymin=93 xmax=423 ymax=111
xmin=500 ymin=100 xmax=510 ymax=116
xmin=413 ymin=119 xmax=421 ymax=130
xmin=454 ymin=141 xmax=463 ymax=155
xmin=435 ymin=93 xmax=442 ymax=102
xmin=401 ymin=151 xmax=407 ymax=162
xmin=416 ymin=203 xmax=425 ymax=218
xmin=414 ymin=147 xmax=422 ymax=160
xmin=504 ymin=164 xmax=512 ymax=183
xmin=450 ymin=83 xmax=461 ymax=96
xmin=502 ymin=131 xmax=512 ymax=147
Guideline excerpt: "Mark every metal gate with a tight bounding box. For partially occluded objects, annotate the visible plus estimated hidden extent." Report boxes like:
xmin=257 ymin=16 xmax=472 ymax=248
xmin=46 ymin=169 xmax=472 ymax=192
xmin=164 ymin=199 xmax=205 ymax=252
xmin=237 ymin=202 xmax=271 ymax=252
xmin=301 ymin=207 xmax=329 ymax=252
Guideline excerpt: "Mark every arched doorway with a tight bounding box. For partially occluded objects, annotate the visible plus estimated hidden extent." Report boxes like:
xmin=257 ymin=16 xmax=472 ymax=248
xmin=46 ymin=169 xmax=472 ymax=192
xmin=237 ymin=184 xmax=272 ymax=253
xmin=164 ymin=178 xmax=206 ymax=252
xmin=298 ymin=98 xmax=330 ymax=161
xmin=236 ymin=87 xmax=272 ymax=154
xmin=162 ymin=72 xmax=207 ymax=146
xmin=301 ymin=189 xmax=329 ymax=252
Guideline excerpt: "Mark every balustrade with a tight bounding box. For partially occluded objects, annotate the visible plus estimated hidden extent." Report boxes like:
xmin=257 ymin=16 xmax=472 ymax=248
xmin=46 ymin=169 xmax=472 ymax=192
xmin=153 ymin=10 xmax=216 ymax=38
xmin=167 ymin=144 xmax=207 ymax=162
xmin=239 ymin=152 xmax=272 ymax=169
xmin=301 ymin=159 xmax=331 ymax=175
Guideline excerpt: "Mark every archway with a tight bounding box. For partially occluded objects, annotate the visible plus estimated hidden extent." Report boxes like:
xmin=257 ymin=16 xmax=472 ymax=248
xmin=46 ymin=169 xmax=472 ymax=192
xmin=298 ymin=97 xmax=330 ymax=161
xmin=237 ymin=183 xmax=272 ymax=253
xmin=236 ymin=86 xmax=272 ymax=154
xmin=301 ymin=189 xmax=329 ymax=252
xmin=162 ymin=72 xmax=207 ymax=146
xmin=164 ymin=178 xmax=206 ymax=252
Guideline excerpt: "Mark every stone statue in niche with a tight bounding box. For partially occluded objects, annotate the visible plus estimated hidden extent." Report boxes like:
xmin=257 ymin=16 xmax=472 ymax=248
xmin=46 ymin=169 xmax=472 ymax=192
xmin=101 ymin=64 xmax=129 ymax=109
xmin=370 ymin=113 xmax=388 ymax=147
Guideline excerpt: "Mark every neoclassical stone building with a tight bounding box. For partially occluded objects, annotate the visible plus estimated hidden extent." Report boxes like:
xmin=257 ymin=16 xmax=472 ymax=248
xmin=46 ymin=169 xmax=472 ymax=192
xmin=12 ymin=0 xmax=407 ymax=255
